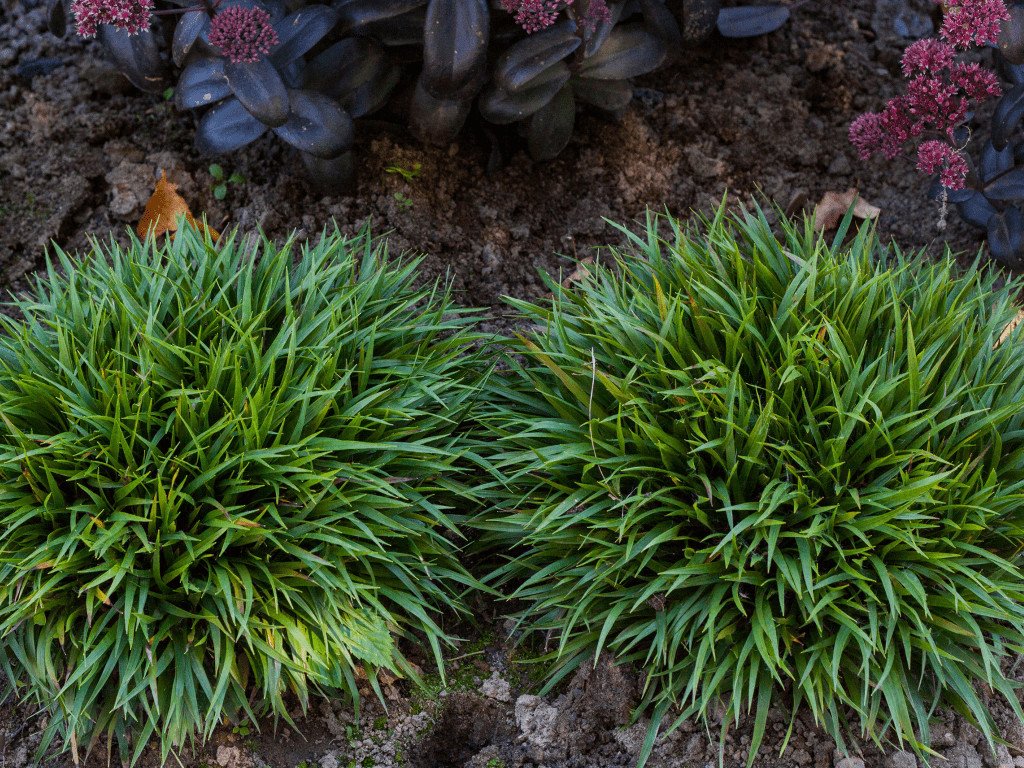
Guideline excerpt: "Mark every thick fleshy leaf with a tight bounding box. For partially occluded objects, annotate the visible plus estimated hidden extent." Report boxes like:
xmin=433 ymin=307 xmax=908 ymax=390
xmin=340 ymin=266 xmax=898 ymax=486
xmin=214 ymin=0 xmax=286 ymax=22
xmin=981 ymin=140 xmax=1015 ymax=181
xmin=998 ymin=57 xmax=1024 ymax=86
xmin=195 ymin=97 xmax=268 ymax=154
xmin=927 ymin=176 xmax=978 ymax=205
xmin=674 ymin=0 xmax=720 ymax=43
xmin=304 ymin=39 xmax=399 ymax=118
xmin=989 ymin=206 xmax=1024 ymax=268
xmin=47 ymin=0 xmax=67 ymax=38
xmin=359 ymin=6 xmax=429 ymax=45
xmin=1000 ymin=6 xmax=1024 ymax=66
xmin=527 ymin=85 xmax=575 ymax=161
xmin=272 ymin=90 xmax=354 ymax=158
xmin=300 ymin=150 xmax=357 ymax=193
xmin=494 ymin=21 xmax=580 ymax=93
xmin=716 ymin=5 xmax=790 ymax=37
xmin=478 ymin=62 xmax=570 ymax=124
xmin=992 ymin=84 xmax=1024 ymax=151
xmin=268 ymin=6 xmax=340 ymax=70
xmin=410 ymin=79 xmax=472 ymax=144
xmin=335 ymin=0 xmax=427 ymax=35
xmin=281 ymin=58 xmax=306 ymax=89
xmin=984 ymin=168 xmax=1024 ymax=200
xmin=581 ymin=23 xmax=667 ymax=80
xmin=224 ymin=57 xmax=289 ymax=127
xmin=172 ymin=10 xmax=210 ymax=67
xmin=583 ymin=1 xmax=627 ymax=57
xmin=97 ymin=25 xmax=170 ymax=93
xmin=175 ymin=55 xmax=232 ymax=110
xmin=574 ymin=76 xmax=633 ymax=112
xmin=421 ymin=0 xmax=489 ymax=100
xmin=955 ymin=190 xmax=999 ymax=229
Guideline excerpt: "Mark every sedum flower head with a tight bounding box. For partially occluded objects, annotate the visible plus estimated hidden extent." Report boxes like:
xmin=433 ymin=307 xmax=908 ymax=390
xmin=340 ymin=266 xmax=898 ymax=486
xmin=500 ymin=0 xmax=612 ymax=34
xmin=940 ymin=0 xmax=1010 ymax=48
xmin=71 ymin=0 xmax=153 ymax=37
xmin=208 ymin=6 xmax=279 ymax=64
xmin=849 ymin=0 xmax=1007 ymax=191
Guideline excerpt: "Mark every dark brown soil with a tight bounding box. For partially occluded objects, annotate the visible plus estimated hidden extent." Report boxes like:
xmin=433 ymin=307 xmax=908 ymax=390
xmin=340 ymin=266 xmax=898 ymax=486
xmin=0 ymin=1 xmax=1020 ymax=767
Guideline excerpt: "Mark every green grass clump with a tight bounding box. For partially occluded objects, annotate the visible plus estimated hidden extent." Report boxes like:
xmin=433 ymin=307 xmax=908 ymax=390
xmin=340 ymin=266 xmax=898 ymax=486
xmin=473 ymin=205 xmax=1024 ymax=766
xmin=0 ymin=222 xmax=489 ymax=764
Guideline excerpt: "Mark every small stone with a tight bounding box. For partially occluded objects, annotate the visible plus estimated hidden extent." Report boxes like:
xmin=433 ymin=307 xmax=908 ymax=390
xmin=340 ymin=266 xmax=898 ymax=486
xmin=828 ymin=154 xmax=852 ymax=175
xmin=215 ymin=746 xmax=241 ymax=768
xmin=1013 ymin=756 xmax=1024 ymax=768
xmin=480 ymin=672 xmax=512 ymax=703
xmin=514 ymin=695 xmax=558 ymax=750
xmin=835 ymin=758 xmax=865 ymax=768
xmin=319 ymin=753 xmax=339 ymax=768
xmin=886 ymin=750 xmax=917 ymax=768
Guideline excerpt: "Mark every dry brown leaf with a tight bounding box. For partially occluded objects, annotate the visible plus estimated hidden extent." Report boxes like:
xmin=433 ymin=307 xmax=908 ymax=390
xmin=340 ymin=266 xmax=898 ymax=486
xmin=561 ymin=256 xmax=595 ymax=289
xmin=812 ymin=188 xmax=881 ymax=232
xmin=136 ymin=168 xmax=219 ymax=241
xmin=995 ymin=308 xmax=1024 ymax=349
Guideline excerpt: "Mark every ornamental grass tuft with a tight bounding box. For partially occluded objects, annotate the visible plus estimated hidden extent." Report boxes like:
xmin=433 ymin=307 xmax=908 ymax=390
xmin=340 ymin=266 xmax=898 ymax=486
xmin=0 ymin=221 xmax=489 ymax=764
xmin=473 ymin=205 xmax=1024 ymax=766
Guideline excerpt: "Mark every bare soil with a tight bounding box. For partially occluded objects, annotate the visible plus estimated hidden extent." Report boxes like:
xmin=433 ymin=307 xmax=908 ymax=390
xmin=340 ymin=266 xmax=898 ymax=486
xmin=1 ymin=0 xmax=1022 ymax=766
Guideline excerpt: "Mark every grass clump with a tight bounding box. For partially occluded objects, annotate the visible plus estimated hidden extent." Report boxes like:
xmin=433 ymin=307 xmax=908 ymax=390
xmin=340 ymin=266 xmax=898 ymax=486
xmin=0 ymin=222 xmax=489 ymax=764
xmin=473 ymin=205 xmax=1024 ymax=766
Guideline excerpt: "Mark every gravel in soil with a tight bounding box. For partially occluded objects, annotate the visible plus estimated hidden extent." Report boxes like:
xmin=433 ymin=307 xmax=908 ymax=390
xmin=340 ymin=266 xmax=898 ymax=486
xmin=1 ymin=0 xmax=1022 ymax=766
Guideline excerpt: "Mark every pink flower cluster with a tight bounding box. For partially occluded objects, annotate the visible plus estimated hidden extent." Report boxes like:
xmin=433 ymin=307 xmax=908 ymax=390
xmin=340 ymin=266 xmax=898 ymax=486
xmin=208 ymin=6 xmax=279 ymax=64
xmin=849 ymin=0 xmax=1007 ymax=189
xmin=71 ymin=0 xmax=153 ymax=37
xmin=500 ymin=0 xmax=612 ymax=34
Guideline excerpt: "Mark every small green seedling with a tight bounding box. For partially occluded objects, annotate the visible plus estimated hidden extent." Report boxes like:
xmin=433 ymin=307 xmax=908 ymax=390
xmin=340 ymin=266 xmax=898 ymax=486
xmin=393 ymin=192 xmax=413 ymax=210
xmin=232 ymin=725 xmax=250 ymax=737
xmin=162 ymin=87 xmax=174 ymax=101
xmin=384 ymin=162 xmax=421 ymax=181
xmin=209 ymin=164 xmax=245 ymax=200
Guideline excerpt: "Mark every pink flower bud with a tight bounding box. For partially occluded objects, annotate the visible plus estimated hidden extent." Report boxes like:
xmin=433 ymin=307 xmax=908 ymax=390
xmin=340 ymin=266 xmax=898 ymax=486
xmin=208 ymin=6 xmax=279 ymax=64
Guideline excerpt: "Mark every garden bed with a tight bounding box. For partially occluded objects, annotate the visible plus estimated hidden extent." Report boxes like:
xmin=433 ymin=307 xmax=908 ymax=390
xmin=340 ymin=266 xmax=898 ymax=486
xmin=1 ymin=0 xmax=1022 ymax=766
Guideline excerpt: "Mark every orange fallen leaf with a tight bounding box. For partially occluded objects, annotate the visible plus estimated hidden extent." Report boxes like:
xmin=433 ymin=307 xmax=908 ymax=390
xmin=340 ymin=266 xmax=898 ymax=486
xmin=136 ymin=168 xmax=219 ymax=241
xmin=812 ymin=188 xmax=881 ymax=232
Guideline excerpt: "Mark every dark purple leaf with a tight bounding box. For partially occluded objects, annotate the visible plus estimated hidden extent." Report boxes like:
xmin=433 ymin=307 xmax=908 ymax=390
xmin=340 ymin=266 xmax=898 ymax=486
xmin=479 ymin=62 xmax=570 ymax=124
xmin=716 ymin=5 xmax=790 ymax=38
xmin=988 ymin=206 xmax=1024 ymax=268
xmin=196 ymin=97 xmax=268 ymax=154
xmin=1000 ymin=5 xmax=1024 ymax=66
xmin=97 ymin=25 xmax=170 ymax=93
xmin=527 ymin=85 xmax=575 ymax=161
xmin=574 ymin=77 xmax=633 ymax=112
xmin=956 ymin=191 xmax=999 ymax=229
xmin=335 ymin=0 xmax=427 ymax=35
xmin=410 ymin=79 xmax=472 ymax=144
xmin=304 ymin=39 xmax=399 ymax=118
xmin=272 ymin=90 xmax=354 ymax=158
xmin=47 ymin=0 xmax=67 ymax=38
xmin=421 ymin=0 xmax=489 ymax=100
xmin=981 ymin=140 xmax=1015 ymax=181
xmin=225 ymin=57 xmax=289 ymax=127
xmin=269 ymin=6 xmax=339 ymax=70
xmin=983 ymin=168 xmax=1024 ymax=200
xmin=300 ymin=150 xmax=356 ymax=194
xmin=992 ymin=84 xmax=1024 ymax=151
xmin=494 ymin=20 xmax=580 ymax=93
xmin=581 ymin=23 xmax=667 ymax=80
xmin=172 ymin=10 xmax=209 ymax=67
xmin=175 ymin=55 xmax=231 ymax=110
